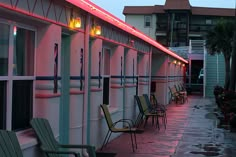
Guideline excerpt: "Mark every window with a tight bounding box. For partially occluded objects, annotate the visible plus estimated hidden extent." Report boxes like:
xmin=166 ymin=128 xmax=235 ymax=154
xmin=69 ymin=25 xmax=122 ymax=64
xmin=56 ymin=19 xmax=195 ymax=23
xmin=0 ymin=24 xmax=9 ymax=76
xmin=0 ymin=81 xmax=6 ymax=129
xmin=13 ymin=27 xmax=35 ymax=76
xmin=206 ymin=19 xmax=212 ymax=25
xmin=12 ymin=80 xmax=33 ymax=131
xmin=0 ymin=22 xmax=35 ymax=131
xmin=144 ymin=16 xmax=152 ymax=27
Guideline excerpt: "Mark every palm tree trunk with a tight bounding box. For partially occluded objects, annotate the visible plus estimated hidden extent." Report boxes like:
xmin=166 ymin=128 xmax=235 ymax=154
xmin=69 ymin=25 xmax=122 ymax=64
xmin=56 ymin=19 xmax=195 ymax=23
xmin=225 ymin=57 xmax=230 ymax=90
xmin=229 ymin=14 xmax=236 ymax=91
xmin=229 ymin=38 xmax=236 ymax=91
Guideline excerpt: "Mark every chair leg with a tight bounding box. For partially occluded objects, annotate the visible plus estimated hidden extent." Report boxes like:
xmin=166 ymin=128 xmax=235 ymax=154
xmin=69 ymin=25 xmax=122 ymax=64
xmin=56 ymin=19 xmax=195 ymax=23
xmin=137 ymin=115 xmax=144 ymax=128
xmin=105 ymin=131 xmax=113 ymax=146
xmin=156 ymin=116 xmax=160 ymax=130
xmin=101 ymin=130 xmax=111 ymax=150
xmin=129 ymin=132 xmax=135 ymax=152
xmin=135 ymin=113 xmax=142 ymax=127
xmin=144 ymin=117 xmax=149 ymax=128
xmin=133 ymin=132 xmax=137 ymax=149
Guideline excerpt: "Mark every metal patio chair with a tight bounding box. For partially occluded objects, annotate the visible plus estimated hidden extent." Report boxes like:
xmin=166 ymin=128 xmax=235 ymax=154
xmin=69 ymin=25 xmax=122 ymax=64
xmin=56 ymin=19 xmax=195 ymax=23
xmin=100 ymin=104 xmax=138 ymax=152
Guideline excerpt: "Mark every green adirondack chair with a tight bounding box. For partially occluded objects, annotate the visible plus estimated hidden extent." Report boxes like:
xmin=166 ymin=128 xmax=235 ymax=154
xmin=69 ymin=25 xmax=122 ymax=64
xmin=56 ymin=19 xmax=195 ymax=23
xmin=30 ymin=118 xmax=96 ymax=157
xmin=0 ymin=130 xmax=24 ymax=157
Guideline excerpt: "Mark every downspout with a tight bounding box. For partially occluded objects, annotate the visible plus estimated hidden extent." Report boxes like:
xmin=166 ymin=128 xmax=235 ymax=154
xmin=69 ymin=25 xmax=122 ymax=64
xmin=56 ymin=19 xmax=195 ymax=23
xmin=217 ymin=54 xmax=219 ymax=84
xmin=83 ymin=13 xmax=91 ymax=156
xmin=148 ymin=46 xmax=152 ymax=96
xmin=165 ymin=55 xmax=168 ymax=105
xmin=123 ymin=49 xmax=127 ymax=120
xmin=167 ymin=56 xmax=170 ymax=104
xmin=203 ymin=40 xmax=206 ymax=97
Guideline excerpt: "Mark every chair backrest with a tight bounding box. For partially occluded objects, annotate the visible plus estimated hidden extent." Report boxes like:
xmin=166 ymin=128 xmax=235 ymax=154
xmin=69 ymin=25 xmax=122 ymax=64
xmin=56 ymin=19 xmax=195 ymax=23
xmin=169 ymin=86 xmax=177 ymax=95
xmin=134 ymin=95 xmax=145 ymax=114
xmin=142 ymin=94 xmax=153 ymax=111
xmin=0 ymin=130 xmax=24 ymax=157
xmin=30 ymin=118 xmax=60 ymax=152
xmin=100 ymin=104 xmax=114 ymax=130
xmin=138 ymin=96 xmax=149 ymax=114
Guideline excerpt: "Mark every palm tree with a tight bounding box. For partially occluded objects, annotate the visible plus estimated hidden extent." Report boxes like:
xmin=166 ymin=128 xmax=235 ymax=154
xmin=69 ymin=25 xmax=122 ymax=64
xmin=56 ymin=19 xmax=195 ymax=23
xmin=229 ymin=9 xmax=236 ymax=91
xmin=206 ymin=19 xmax=234 ymax=90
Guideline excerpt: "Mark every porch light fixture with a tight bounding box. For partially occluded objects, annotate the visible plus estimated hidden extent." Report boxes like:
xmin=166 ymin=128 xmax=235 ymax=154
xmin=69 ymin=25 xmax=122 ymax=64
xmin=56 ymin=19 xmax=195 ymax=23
xmin=182 ymin=64 xmax=185 ymax=67
xmin=178 ymin=61 xmax=181 ymax=65
xmin=74 ymin=17 xmax=82 ymax=28
xmin=94 ymin=25 xmax=101 ymax=35
xmin=173 ymin=60 xmax=177 ymax=64
xmin=90 ymin=25 xmax=102 ymax=36
xmin=69 ymin=17 xmax=82 ymax=28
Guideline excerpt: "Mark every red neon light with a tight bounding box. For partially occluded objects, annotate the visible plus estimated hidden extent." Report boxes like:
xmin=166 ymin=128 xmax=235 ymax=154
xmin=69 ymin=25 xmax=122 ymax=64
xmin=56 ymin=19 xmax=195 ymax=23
xmin=66 ymin=0 xmax=188 ymax=64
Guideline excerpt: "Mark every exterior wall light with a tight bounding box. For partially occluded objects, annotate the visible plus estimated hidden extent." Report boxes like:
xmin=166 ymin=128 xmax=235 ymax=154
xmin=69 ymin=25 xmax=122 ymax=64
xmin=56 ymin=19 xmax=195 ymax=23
xmin=90 ymin=25 xmax=102 ymax=36
xmin=94 ymin=25 xmax=101 ymax=35
xmin=182 ymin=64 xmax=185 ymax=67
xmin=178 ymin=61 xmax=181 ymax=65
xmin=74 ymin=17 xmax=81 ymax=28
xmin=69 ymin=17 xmax=82 ymax=29
xmin=173 ymin=60 xmax=177 ymax=64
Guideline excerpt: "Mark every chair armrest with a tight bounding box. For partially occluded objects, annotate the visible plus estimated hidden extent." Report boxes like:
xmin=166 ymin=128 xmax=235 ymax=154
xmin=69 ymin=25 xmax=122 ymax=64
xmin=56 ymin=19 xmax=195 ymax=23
xmin=112 ymin=119 xmax=134 ymax=131
xmin=59 ymin=145 xmax=96 ymax=157
xmin=43 ymin=149 xmax=80 ymax=157
xmin=117 ymin=118 xmax=135 ymax=126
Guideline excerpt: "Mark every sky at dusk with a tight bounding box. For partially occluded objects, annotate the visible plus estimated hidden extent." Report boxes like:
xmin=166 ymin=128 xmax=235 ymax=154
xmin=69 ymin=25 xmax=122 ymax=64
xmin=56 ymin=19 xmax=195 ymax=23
xmin=90 ymin=0 xmax=236 ymax=21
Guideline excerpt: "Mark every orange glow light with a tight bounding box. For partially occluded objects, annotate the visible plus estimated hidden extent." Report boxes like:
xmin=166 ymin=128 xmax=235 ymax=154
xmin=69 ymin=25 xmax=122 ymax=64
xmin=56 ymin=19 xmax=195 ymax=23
xmin=95 ymin=25 xmax=101 ymax=35
xmin=74 ymin=17 xmax=81 ymax=28
xmin=69 ymin=17 xmax=81 ymax=29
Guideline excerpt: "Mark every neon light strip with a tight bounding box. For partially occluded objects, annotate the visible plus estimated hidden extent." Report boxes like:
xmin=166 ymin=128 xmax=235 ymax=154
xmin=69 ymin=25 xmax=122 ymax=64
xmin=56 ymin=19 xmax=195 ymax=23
xmin=66 ymin=0 xmax=188 ymax=63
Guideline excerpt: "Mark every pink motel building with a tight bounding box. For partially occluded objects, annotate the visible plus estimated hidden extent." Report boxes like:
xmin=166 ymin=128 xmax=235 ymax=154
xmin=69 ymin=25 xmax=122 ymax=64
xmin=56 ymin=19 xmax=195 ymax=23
xmin=0 ymin=0 xmax=187 ymax=156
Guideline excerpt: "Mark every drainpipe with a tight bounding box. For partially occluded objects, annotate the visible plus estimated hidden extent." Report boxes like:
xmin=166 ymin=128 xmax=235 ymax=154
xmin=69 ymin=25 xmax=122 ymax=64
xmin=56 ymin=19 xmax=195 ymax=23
xmin=167 ymin=56 xmax=170 ymax=104
xmin=165 ymin=55 xmax=168 ymax=105
xmin=83 ymin=13 xmax=91 ymax=157
xmin=123 ymin=49 xmax=127 ymax=120
xmin=203 ymin=40 xmax=206 ymax=97
xmin=148 ymin=47 xmax=152 ymax=96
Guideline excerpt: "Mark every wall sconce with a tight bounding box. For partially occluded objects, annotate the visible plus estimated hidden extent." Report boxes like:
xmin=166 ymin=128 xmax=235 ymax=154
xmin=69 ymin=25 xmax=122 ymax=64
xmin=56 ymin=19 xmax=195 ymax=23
xmin=69 ymin=17 xmax=82 ymax=29
xmin=90 ymin=25 xmax=102 ymax=36
xmin=178 ymin=61 xmax=181 ymax=65
xmin=182 ymin=64 xmax=185 ymax=67
xmin=94 ymin=25 xmax=101 ymax=35
xmin=74 ymin=17 xmax=81 ymax=28
xmin=173 ymin=60 xmax=177 ymax=64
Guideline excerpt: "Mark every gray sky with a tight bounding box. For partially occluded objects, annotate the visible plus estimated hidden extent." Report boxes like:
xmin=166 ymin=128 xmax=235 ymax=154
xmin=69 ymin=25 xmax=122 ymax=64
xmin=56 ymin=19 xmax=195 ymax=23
xmin=90 ymin=0 xmax=236 ymax=21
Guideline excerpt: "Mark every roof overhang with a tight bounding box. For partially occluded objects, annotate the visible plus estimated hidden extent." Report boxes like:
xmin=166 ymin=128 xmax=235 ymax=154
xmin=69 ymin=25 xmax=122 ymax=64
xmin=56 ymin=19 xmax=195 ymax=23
xmin=66 ymin=0 xmax=188 ymax=64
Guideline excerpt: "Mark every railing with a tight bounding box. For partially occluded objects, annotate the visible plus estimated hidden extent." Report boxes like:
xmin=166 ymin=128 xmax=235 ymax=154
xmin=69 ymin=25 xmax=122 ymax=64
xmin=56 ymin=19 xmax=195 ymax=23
xmin=189 ymin=40 xmax=205 ymax=54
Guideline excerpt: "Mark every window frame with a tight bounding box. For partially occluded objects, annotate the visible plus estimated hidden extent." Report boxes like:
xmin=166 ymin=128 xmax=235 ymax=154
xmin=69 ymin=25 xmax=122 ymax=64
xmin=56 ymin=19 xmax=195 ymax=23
xmin=0 ymin=19 xmax=36 ymax=131
xmin=144 ymin=15 xmax=152 ymax=28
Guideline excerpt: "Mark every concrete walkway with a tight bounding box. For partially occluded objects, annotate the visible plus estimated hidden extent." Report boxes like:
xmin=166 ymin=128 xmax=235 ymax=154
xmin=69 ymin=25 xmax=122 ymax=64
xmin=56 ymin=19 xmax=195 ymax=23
xmin=98 ymin=96 xmax=236 ymax=157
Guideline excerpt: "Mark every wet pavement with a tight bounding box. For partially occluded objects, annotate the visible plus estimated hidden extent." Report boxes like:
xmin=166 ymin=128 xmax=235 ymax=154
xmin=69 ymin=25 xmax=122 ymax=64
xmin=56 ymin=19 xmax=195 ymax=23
xmin=98 ymin=96 xmax=236 ymax=157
